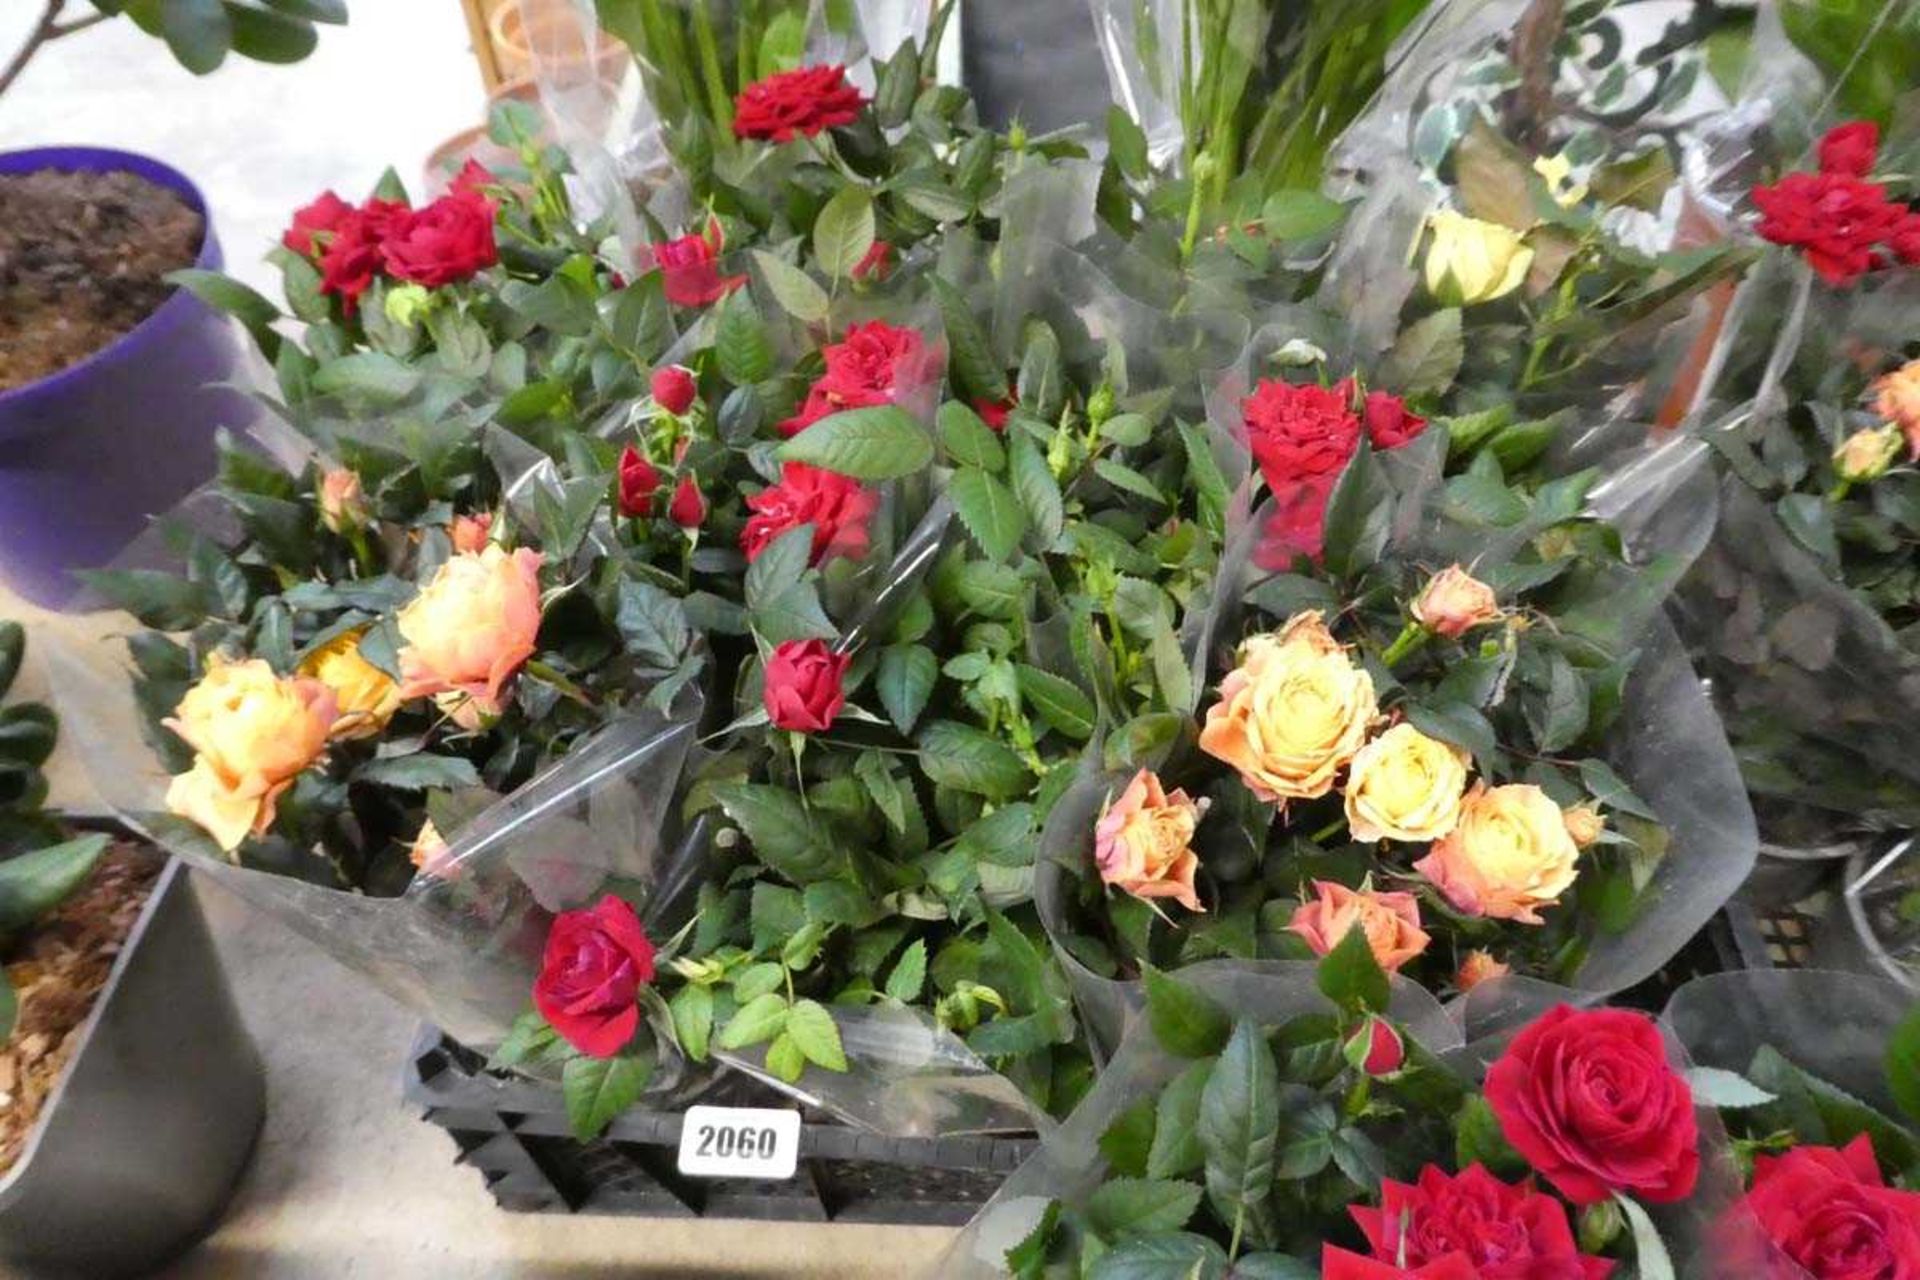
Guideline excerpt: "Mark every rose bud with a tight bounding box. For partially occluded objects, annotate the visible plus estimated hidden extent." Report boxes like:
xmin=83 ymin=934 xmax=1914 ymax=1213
xmin=669 ymin=472 xmax=707 ymax=529
xmin=1410 ymin=565 xmax=1501 ymax=639
xmin=762 ymin=638 xmax=850 ymax=733
xmin=533 ymin=895 xmax=657 ymax=1058
xmin=1562 ymin=804 xmax=1605 ymax=849
xmin=651 ymin=364 xmax=698 ymax=416
xmin=319 ymin=467 xmax=369 ymax=535
xmin=1344 ymin=1017 xmax=1405 ymax=1076
xmin=1818 ymin=120 xmax=1880 ymax=178
xmin=1873 ymin=357 xmax=1920 ymax=455
xmin=1456 ymin=949 xmax=1510 ymax=992
xmin=1833 ymin=424 xmax=1902 ymax=484
xmin=852 ymin=239 xmax=894 ymax=282
xmin=617 ymin=445 xmax=661 ymax=519
xmin=1423 ymin=209 xmax=1533 ymax=306
xmin=449 ymin=512 xmax=493 ymax=554
xmin=1576 ymin=1199 xmax=1624 ymax=1254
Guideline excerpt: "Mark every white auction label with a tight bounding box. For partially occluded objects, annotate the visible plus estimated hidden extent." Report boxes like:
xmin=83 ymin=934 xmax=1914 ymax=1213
xmin=675 ymin=1105 xmax=802 ymax=1179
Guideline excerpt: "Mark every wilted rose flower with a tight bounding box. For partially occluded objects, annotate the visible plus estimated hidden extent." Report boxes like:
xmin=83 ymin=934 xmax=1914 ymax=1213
xmin=1411 ymin=565 xmax=1502 ymax=639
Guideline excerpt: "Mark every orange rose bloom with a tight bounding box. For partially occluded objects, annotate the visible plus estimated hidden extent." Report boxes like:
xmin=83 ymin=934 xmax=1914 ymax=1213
xmin=319 ymin=467 xmax=368 ymax=535
xmin=396 ymin=545 xmax=544 ymax=718
xmin=1874 ymin=358 xmax=1920 ymax=457
xmin=1457 ymin=950 xmax=1512 ymax=992
xmin=1093 ymin=769 xmax=1206 ymax=913
xmin=1288 ymin=879 xmax=1430 ymax=972
xmin=1410 ymin=564 xmax=1502 ymax=639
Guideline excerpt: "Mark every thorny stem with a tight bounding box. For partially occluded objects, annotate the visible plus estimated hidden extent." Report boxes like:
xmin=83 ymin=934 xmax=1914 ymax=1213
xmin=0 ymin=0 xmax=108 ymax=103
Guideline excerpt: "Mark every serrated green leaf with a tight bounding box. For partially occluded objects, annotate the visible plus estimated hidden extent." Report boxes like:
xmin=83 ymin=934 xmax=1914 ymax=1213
xmin=814 ymin=186 xmax=876 ymax=280
xmin=1145 ymin=964 xmax=1232 ymax=1057
xmin=951 ymin=466 xmax=1026 ymax=562
xmin=786 ymin=998 xmax=848 ymax=1071
xmin=932 ymin=277 xmax=1007 ymax=401
xmin=916 ymin=720 xmax=1032 ymax=799
xmin=715 ymin=289 xmax=773 ymax=384
xmin=1198 ymin=1021 xmax=1281 ymax=1251
xmin=1093 ymin=458 xmax=1165 ymax=504
xmin=751 ymin=249 xmax=830 ymax=323
xmin=877 ymin=643 xmax=937 ymax=733
xmin=1008 ymin=433 xmax=1064 ymax=546
xmin=353 ymin=753 xmax=483 ymax=792
xmin=712 ymin=783 xmax=842 ymax=882
xmin=1086 ymin=1178 xmax=1203 ymax=1238
xmin=1578 ymin=758 xmax=1656 ymax=820
xmin=885 ymin=938 xmax=928 ymax=1002
xmin=1015 ymin=665 xmax=1095 ymax=740
xmin=778 ymin=405 xmax=932 ymax=480
xmin=1317 ymin=927 xmax=1390 ymax=1014
xmin=1148 ymin=1060 xmax=1212 ymax=1178
xmin=669 ymin=983 xmax=714 ymax=1062
xmin=938 ymin=400 xmax=1005 ymax=470
xmin=717 ymin=991 xmax=789 ymax=1050
xmin=562 ymin=1052 xmax=652 ymax=1140
xmin=1381 ymin=308 xmax=1464 ymax=397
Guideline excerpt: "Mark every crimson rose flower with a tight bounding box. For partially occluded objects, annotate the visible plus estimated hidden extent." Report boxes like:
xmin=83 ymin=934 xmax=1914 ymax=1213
xmin=651 ymin=365 xmax=697 ymax=416
xmin=283 ymin=190 xmax=354 ymax=257
xmin=644 ymin=219 xmax=747 ymax=308
xmin=316 ymin=197 xmax=407 ymax=311
xmin=1485 ymin=1005 xmax=1700 ymax=1206
xmin=448 ymin=157 xmax=498 ymax=195
xmin=974 ymin=395 xmax=1016 ymax=432
xmin=1354 ymin=382 xmax=1428 ymax=450
xmin=532 ymin=895 xmax=656 ymax=1058
xmin=740 ymin=462 xmax=879 ymax=565
xmin=1322 ymin=1248 xmax=1480 ymax=1280
xmin=1819 ymin=121 xmax=1880 ymax=179
xmin=853 ymin=239 xmax=895 ymax=281
xmin=1253 ymin=474 xmax=1336 ymax=569
xmin=779 ymin=320 xmax=930 ymax=436
xmin=380 ymin=187 xmax=498 ymax=288
xmin=762 ymin=639 xmax=850 ymax=732
xmin=1350 ymin=1163 xmax=1614 ymax=1280
xmin=668 ymin=473 xmax=706 ymax=529
xmin=617 ymin=445 xmax=660 ymax=518
xmin=733 ymin=64 xmax=868 ymax=142
xmin=1753 ymin=171 xmax=1910 ymax=284
xmin=1726 ymin=1135 xmax=1920 ymax=1279
xmin=1242 ymin=377 xmax=1361 ymax=491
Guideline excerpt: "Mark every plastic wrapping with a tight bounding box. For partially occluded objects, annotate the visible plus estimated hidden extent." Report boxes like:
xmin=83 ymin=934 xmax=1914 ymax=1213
xmin=937 ymin=965 xmax=1737 ymax=1277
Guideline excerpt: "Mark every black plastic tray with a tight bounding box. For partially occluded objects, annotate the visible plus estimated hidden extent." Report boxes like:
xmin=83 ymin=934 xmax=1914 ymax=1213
xmin=403 ymin=1026 xmax=1038 ymax=1224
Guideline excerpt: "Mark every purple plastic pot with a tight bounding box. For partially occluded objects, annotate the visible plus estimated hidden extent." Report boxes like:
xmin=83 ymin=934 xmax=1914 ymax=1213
xmin=0 ymin=147 xmax=253 ymax=609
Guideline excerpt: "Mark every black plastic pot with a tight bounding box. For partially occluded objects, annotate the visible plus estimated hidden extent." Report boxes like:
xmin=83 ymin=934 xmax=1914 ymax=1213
xmin=0 ymin=858 xmax=263 ymax=1278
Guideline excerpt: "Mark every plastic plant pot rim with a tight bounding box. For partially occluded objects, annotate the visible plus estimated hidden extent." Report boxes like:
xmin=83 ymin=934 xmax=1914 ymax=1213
xmin=0 ymin=147 xmax=218 ymax=421
xmin=0 ymin=854 xmax=184 ymax=1200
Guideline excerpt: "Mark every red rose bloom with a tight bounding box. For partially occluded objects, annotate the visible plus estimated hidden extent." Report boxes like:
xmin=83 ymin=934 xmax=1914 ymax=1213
xmin=283 ymin=190 xmax=355 ymax=257
xmin=532 ymin=895 xmax=656 ymax=1058
xmin=1253 ymin=474 xmax=1337 ymax=569
xmin=1484 ymin=1005 xmax=1700 ymax=1207
xmin=1355 ymin=382 xmax=1428 ymax=450
xmin=778 ymin=320 xmax=930 ymax=437
xmin=1726 ymin=1135 xmax=1920 ymax=1279
xmin=762 ymin=639 xmax=850 ymax=732
xmin=1752 ymin=171 xmax=1909 ymax=285
xmin=1892 ymin=214 xmax=1920 ymax=268
xmin=974 ymin=396 xmax=1015 ymax=432
xmin=853 ymin=240 xmax=895 ymax=281
xmin=644 ymin=219 xmax=747 ymax=308
xmin=1322 ymin=1248 xmax=1481 ymax=1280
xmin=1820 ymin=121 xmax=1881 ymax=179
xmin=740 ymin=462 xmax=880 ymax=566
xmin=651 ymin=365 xmax=697 ymax=416
xmin=732 ymin=64 xmax=868 ymax=142
xmin=668 ymin=473 xmax=706 ymax=529
xmin=617 ymin=445 xmax=660 ymax=518
xmin=449 ymin=157 xmax=498 ymax=194
xmin=1242 ymin=377 xmax=1362 ymax=492
xmin=315 ymin=198 xmax=407 ymax=312
xmin=380 ymin=188 xmax=499 ymax=288
xmin=1350 ymin=1164 xmax=1614 ymax=1280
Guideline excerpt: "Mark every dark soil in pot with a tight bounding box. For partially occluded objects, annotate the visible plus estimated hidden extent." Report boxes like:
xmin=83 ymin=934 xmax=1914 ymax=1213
xmin=0 ymin=169 xmax=202 ymax=390
xmin=0 ymin=841 xmax=162 ymax=1173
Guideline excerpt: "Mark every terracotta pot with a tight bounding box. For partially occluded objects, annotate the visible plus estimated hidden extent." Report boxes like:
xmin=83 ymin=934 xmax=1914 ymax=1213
xmin=422 ymin=78 xmax=546 ymax=194
xmin=487 ymin=0 xmax=627 ymax=88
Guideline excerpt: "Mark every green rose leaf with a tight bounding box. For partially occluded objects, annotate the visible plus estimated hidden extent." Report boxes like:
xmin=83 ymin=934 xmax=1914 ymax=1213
xmin=785 ymin=998 xmax=848 ymax=1071
xmin=1014 ymin=665 xmax=1096 ymax=740
xmin=562 ymin=1051 xmax=653 ymax=1141
xmin=813 ymin=186 xmax=876 ymax=280
xmin=1148 ymin=1060 xmax=1213 ymax=1179
xmin=937 ymin=400 xmax=1006 ymax=471
xmin=717 ymin=991 xmax=789 ymax=1050
xmin=916 ymin=720 xmax=1032 ymax=799
xmin=1197 ymin=1021 xmax=1281 ymax=1250
xmin=951 ymin=466 xmax=1027 ymax=563
xmin=669 ymin=983 xmax=714 ymax=1062
xmin=877 ymin=643 xmax=938 ymax=734
xmin=751 ymin=249 xmax=830 ymax=324
xmin=884 ymin=938 xmax=928 ymax=1003
xmin=778 ymin=405 xmax=933 ymax=480
xmin=1085 ymin=1177 xmax=1203 ymax=1238
xmin=1144 ymin=964 xmax=1232 ymax=1058
xmin=1316 ymin=927 xmax=1390 ymax=1014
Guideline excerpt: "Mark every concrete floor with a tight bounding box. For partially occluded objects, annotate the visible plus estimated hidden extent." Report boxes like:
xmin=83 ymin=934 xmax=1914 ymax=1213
xmin=0 ymin=7 xmax=957 ymax=1276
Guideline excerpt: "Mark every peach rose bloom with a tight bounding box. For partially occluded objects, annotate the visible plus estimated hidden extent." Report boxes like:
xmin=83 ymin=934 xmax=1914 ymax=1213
xmin=1562 ymin=804 xmax=1605 ymax=849
xmin=319 ymin=467 xmax=368 ymax=534
xmin=1410 ymin=565 xmax=1501 ymax=639
xmin=1414 ymin=782 xmax=1581 ymax=924
xmin=1288 ymin=879 xmax=1430 ymax=972
xmin=299 ymin=628 xmax=401 ymax=740
xmin=1199 ymin=612 xmax=1377 ymax=805
xmin=1875 ymin=358 xmax=1920 ymax=456
xmin=1343 ymin=722 xmax=1470 ymax=844
xmin=1456 ymin=949 xmax=1511 ymax=992
xmin=1094 ymin=769 xmax=1207 ymax=912
xmin=164 ymin=656 xmax=338 ymax=851
xmin=449 ymin=512 xmax=494 ymax=554
xmin=409 ymin=818 xmax=458 ymax=878
xmin=396 ymin=545 xmax=544 ymax=716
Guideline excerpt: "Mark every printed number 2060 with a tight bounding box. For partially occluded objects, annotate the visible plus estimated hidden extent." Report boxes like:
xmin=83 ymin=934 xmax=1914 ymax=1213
xmin=694 ymin=1123 xmax=780 ymax=1161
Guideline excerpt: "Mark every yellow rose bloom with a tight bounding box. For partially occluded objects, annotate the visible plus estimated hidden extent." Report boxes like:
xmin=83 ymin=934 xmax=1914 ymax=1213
xmin=396 ymin=545 xmax=545 ymax=717
xmin=299 ymin=629 xmax=401 ymax=740
xmin=1414 ymin=782 xmax=1581 ymax=924
xmin=1343 ymin=722 xmax=1471 ymax=844
xmin=163 ymin=655 xmax=338 ymax=852
xmin=1199 ymin=611 xmax=1378 ymax=805
xmin=1424 ymin=210 xmax=1534 ymax=306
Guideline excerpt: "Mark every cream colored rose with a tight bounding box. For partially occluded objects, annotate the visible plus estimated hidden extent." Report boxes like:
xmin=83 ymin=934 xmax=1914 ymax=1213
xmin=396 ymin=546 xmax=544 ymax=716
xmin=1562 ymin=804 xmax=1605 ymax=849
xmin=164 ymin=656 xmax=338 ymax=851
xmin=299 ymin=628 xmax=401 ymax=740
xmin=1343 ymin=722 xmax=1470 ymax=844
xmin=1094 ymin=769 xmax=1207 ymax=913
xmin=1424 ymin=211 xmax=1533 ymax=306
xmin=1875 ymin=358 xmax=1920 ymax=456
xmin=1199 ymin=612 xmax=1377 ymax=805
xmin=319 ymin=468 xmax=368 ymax=535
xmin=1414 ymin=783 xmax=1581 ymax=924
xmin=1833 ymin=424 xmax=1902 ymax=483
xmin=1411 ymin=565 xmax=1502 ymax=639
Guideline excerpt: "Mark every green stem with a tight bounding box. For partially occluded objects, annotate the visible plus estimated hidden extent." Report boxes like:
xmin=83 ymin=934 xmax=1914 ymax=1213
xmin=1828 ymin=479 xmax=1854 ymax=502
xmin=690 ymin=3 xmax=735 ymax=148
xmin=1380 ymin=621 xmax=1429 ymax=668
xmin=1310 ymin=815 xmax=1346 ymax=844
